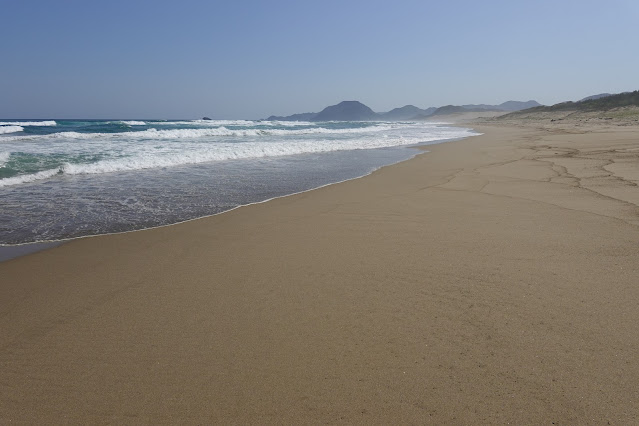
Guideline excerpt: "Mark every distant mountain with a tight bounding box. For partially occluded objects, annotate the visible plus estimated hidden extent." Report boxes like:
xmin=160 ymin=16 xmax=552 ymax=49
xmin=461 ymin=100 xmax=541 ymax=112
xmin=379 ymin=105 xmax=436 ymax=121
xmin=266 ymin=101 xmax=378 ymax=122
xmin=313 ymin=101 xmax=378 ymax=121
xmin=460 ymin=104 xmax=502 ymax=111
xmin=266 ymin=112 xmax=317 ymax=121
xmin=430 ymin=105 xmax=469 ymax=116
xmin=497 ymin=100 xmax=542 ymax=111
xmin=423 ymin=101 xmax=542 ymax=118
xmin=265 ymin=99 xmax=543 ymax=122
xmin=429 ymin=105 xmax=503 ymax=116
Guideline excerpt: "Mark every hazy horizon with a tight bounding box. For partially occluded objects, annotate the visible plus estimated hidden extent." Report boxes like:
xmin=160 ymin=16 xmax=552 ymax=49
xmin=2 ymin=0 xmax=638 ymax=120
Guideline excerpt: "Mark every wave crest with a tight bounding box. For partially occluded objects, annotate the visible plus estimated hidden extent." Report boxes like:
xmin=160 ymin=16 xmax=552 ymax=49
xmin=0 ymin=121 xmax=56 ymax=126
xmin=117 ymin=121 xmax=147 ymax=126
xmin=0 ymin=123 xmax=397 ymax=142
xmin=0 ymin=168 xmax=60 ymax=187
xmin=0 ymin=127 xmax=478 ymax=187
xmin=0 ymin=126 xmax=24 ymax=134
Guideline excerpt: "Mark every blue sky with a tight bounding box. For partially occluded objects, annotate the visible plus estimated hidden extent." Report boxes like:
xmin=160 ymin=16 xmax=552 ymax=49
xmin=1 ymin=0 xmax=638 ymax=119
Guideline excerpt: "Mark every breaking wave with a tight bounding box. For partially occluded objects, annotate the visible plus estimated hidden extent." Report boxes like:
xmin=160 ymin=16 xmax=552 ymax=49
xmin=0 ymin=118 xmax=479 ymax=189
xmin=0 ymin=120 xmax=56 ymax=126
xmin=116 ymin=121 xmax=147 ymax=126
xmin=0 ymin=124 xmax=397 ymax=142
xmin=0 ymin=168 xmax=60 ymax=187
xmin=0 ymin=151 xmax=9 ymax=167
xmin=0 ymin=128 xmax=477 ymax=187
xmin=0 ymin=126 xmax=24 ymax=134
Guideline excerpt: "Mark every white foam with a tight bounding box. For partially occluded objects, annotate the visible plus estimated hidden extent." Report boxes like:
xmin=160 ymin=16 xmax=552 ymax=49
xmin=0 ymin=152 xmax=9 ymax=167
xmin=0 ymin=122 xmax=479 ymax=186
xmin=192 ymin=119 xmax=256 ymax=126
xmin=260 ymin=121 xmax=316 ymax=126
xmin=128 ymin=126 xmax=396 ymax=139
xmin=0 ymin=123 xmax=398 ymax=142
xmin=153 ymin=119 xmax=322 ymax=126
xmin=57 ymin=128 xmax=477 ymax=176
xmin=155 ymin=120 xmax=313 ymax=127
xmin=117 ymin=121 xmax=147 ymax=126
xmin=152 ymin=120 xmax=259 ymax=126
xmin=0 ymin=126 xmax=23 ymax=134
xmin=0 ymin=168 xmax=60 ymax=187
xmin=0 ymin=121 xmax=56 ymax=126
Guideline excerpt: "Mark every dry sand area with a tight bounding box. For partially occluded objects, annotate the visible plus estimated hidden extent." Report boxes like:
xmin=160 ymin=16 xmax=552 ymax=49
xmin=1 ymin=121 xmax=639 ymax=424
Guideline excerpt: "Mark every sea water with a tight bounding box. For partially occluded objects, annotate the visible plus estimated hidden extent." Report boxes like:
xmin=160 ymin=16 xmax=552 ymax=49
xmin=0 ymin=119 xmax=478 ymax=245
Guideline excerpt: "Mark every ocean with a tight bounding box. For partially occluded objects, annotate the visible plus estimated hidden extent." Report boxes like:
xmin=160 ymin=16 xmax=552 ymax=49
xmin=0 ymin=119 xmax=478 ymax=245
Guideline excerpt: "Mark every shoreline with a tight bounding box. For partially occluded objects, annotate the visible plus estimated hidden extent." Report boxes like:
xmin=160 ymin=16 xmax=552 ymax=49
xmin=2 ymin=122 xmax=638 ymax=423
xmin=0 ymin=131 xmax=476 ymax=261
xmin=0 ymin=240 xmax=63 ymax=262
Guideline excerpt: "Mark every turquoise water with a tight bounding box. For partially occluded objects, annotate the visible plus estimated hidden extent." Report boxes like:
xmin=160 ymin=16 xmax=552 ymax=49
xmin=0 ymin=119 xmax=478 ymax=244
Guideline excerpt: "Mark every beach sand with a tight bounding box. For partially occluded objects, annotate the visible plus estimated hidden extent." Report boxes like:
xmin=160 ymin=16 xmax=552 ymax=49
xmin=1 ymin=122 xmax=639 ymax=424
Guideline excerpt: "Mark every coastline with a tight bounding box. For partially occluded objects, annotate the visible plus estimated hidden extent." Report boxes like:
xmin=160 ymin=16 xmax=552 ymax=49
xmin=0 ymin=120 xmax=476 ymax=248
xmin=2 ymin=122 xmax=638 ymax=423
xmin=0 ymin=144 xmax=430 ymax=261
xmin=0 ymin=128 xmax=475 ymax=260
xmin=0 ymin=152 xmax=424 ymax=261
xmin=0 ymin=241 xmax=63 ymax=262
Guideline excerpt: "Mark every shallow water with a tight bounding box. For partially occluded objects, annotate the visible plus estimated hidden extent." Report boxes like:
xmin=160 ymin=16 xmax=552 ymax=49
xmin=0 ymin=119 xmax=477 ymax=244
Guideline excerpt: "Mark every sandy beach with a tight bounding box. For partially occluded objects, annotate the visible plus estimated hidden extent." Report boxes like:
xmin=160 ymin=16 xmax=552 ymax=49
xmin=1 ymin=122 xmax=638 ymax=423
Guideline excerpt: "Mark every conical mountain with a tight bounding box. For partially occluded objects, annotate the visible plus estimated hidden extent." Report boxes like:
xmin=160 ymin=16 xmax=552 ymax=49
xmin=313 ymin=101 xmax=378 ymax=121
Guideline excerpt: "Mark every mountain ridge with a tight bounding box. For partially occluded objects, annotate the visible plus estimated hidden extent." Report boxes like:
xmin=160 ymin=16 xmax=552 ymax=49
xmin=266 ymin=99 xmax=543 ymax=122
xmin=313 ymin=101 xmax=378 ymax=122
xmin=378 ymin=105 xmax=437 ymax=121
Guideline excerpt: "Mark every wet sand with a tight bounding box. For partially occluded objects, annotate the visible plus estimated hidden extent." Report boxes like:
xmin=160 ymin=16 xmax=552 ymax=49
xmin=1 ymin=123 xmax=638 ymax=423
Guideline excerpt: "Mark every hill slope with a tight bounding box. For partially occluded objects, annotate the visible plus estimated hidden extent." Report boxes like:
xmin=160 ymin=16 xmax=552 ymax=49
xmin=505 ymin=91 xmax=639 ymax=116
xmin=266 ymin=112 xmax=317 ymax=122
xmin=494 ymin=91 xmax=639 ymax=124
xmin=313 ymin=101 xmax=378 ymax=121
xmin=265 ymin=99 xmax=544 ymax=122
xmin=579 ymin=93 xmax=614 ymax=102
xmin=498 ymin=100 xmax=542 ymax=111
xmin=379 ymin=105 xmax=436 ymax=121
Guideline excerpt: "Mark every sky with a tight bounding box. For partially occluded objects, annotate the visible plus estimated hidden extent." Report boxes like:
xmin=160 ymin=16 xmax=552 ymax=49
xmin=1 ymin=0 xmax=638 ymax=119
